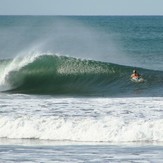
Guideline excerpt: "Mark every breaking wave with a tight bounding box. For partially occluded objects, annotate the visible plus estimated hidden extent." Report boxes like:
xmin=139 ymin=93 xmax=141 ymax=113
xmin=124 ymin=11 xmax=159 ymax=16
xmin=0 ymin=53 xmax=163 ymax=96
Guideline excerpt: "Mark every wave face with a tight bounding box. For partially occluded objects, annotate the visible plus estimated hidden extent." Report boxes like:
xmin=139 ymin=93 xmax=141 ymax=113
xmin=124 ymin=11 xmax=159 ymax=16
xmin=0 ymin=54 xmax=163 ymax=97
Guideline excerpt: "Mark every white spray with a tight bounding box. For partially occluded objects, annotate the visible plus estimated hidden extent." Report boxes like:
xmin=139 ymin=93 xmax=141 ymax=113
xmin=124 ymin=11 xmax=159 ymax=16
xmin=0 ymin=52 xmax=41 ymax=91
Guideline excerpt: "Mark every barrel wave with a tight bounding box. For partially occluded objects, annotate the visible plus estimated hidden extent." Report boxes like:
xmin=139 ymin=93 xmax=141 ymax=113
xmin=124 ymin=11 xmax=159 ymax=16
xmin=0 ymin=54 xmax=163 ymax=97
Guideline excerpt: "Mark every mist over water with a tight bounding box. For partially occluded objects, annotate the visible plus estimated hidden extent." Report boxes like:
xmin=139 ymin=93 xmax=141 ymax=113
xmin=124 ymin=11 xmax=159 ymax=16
xmin=1 ymin=16 xmax=163 ymax=71
xmin=0 ymin=16 xmax=134 ymax=66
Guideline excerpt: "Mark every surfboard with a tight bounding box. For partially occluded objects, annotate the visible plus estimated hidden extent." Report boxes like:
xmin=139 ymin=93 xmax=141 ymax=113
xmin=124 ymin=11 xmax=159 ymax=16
xmin=131 ymin=77 xmax=144 ymax=83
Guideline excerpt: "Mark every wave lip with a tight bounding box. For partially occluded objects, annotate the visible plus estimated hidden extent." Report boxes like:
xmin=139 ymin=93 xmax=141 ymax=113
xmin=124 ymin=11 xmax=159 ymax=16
xmin=0 ymin=54 xmax=40 ymax=91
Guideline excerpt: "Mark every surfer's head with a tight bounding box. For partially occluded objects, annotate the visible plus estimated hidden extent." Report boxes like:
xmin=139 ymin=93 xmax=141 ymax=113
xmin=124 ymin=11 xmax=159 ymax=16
xmin=133 ymin=70 xmax=136 ymax=73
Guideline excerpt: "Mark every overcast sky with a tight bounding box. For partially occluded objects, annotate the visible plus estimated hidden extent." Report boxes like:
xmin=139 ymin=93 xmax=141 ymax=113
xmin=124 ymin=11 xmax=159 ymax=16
xmin=0 ymin=0 xmax=163 ymax=15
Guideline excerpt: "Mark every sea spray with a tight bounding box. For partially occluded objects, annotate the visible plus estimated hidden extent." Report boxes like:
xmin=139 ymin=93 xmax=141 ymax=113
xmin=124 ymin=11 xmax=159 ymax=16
xmin=0 ymin=54 xmax=40 ymax=91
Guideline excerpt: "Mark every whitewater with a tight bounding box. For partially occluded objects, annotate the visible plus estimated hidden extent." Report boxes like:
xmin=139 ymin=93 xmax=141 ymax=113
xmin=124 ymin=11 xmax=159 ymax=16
xmin=0 ymin=94 xmax=163 ymax=142
xmin=0 ymin=16 xmax=163 ymax=162
xmin=1 ymin=94 xmax=163 ymax=162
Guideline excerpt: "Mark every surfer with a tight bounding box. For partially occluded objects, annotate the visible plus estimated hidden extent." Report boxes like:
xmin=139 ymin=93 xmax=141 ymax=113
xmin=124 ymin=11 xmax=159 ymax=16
xmin=131 ymin=70 xmax=144 ymax=83
xmin=131 ymin=70 xmax=141 ymax=79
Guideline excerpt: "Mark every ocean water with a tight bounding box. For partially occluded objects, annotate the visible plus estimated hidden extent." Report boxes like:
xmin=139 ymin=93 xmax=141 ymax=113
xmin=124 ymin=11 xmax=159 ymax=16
xmin=0 ymin=16 xmax=163 ymax=162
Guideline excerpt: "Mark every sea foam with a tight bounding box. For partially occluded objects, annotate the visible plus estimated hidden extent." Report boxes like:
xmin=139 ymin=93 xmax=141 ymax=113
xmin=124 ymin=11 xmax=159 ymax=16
xmin=0 ymin=96 xmax=163 ymax=142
